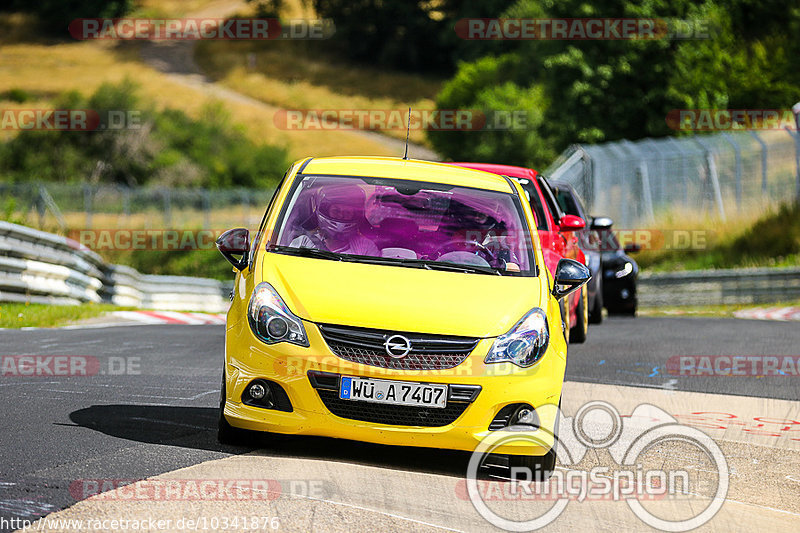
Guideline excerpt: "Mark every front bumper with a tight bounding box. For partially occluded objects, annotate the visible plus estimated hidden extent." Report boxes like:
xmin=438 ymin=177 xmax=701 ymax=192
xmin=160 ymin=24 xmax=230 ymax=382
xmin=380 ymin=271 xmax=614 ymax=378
xmin=223 ymin=319 xmax=566 ymax=456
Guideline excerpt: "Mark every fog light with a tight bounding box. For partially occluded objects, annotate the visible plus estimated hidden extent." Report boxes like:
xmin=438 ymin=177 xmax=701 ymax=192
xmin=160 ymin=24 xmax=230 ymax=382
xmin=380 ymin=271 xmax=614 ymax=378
xmin=512 ymin=406 xmax=539 ymax=429
xmin=249 ymin=383 xmax=266 ymax=400
xmin=267 ymin=316 xmax=289 ymax=339
xmin=517 ymin=408 xmax=536 ymax=425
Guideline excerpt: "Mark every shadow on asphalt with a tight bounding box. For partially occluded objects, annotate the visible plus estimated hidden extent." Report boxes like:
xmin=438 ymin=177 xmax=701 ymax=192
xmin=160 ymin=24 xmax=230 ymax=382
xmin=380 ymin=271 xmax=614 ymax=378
xmin=69 ymin=404 xmax=480 ymax=478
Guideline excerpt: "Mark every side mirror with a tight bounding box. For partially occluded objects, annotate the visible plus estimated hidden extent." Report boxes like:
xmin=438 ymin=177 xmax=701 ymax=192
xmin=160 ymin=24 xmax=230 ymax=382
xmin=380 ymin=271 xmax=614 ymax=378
xmin=552 ymin=258 xmax=590 ymax=300
xmin=591 ymin=216 xmax=613 ymax=230
xmin=558 ymin=214 xmax=585 ymax=232
xmin=216 ymin=228 xmax=250 ymax=271
xmin=624 ymin=243 xmax=642 ymax=254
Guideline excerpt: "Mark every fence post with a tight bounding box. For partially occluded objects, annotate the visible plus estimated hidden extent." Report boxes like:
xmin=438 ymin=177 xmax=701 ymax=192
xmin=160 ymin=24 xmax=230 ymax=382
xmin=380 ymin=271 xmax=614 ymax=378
xmin=202 ymin=189 xmax=211 ymax=230
xmin=606 ymin=143 xmax=632 ymax=226
xmin=692 ymin=137 xmax=726 ymax=221
xmin=623 ymin=139 xmax=656 ymax=223
xmin=637 ymin=161 xmax=655 ymax=223
xmin=581 ymin=148 xmax=594 ymax=212
xmin=721 ymin=133 xmax=742 ymax=209
xmin=163 ymin=188 xmax=171 ymax=226
xmin=241 ymin=189 xmax=250 ymax=227
xmin=748 ymin=131 xmax=768 ymax=198
xmin=785 ymin=127 xmax=800 ymax=203
xmin=83 ymin=185 xmax=93 ymax=229
xmin=666 ymin=137 xmax=692 ymax=206
xmin=122 ymin=186 xmax=130 ymax=226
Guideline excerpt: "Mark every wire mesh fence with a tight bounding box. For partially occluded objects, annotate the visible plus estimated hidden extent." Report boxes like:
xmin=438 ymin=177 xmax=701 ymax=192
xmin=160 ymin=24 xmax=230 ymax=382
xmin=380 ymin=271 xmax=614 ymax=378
xmin=545 ymin=129 xmax=800 ymax=227
xmin=0 ymin=183 xmax=276 ymax=233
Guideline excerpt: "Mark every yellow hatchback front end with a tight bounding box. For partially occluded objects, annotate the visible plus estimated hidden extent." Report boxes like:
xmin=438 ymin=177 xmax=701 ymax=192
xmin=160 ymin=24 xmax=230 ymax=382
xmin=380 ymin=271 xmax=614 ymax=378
xmin=217 ymin=156 xmax=588 ymax=466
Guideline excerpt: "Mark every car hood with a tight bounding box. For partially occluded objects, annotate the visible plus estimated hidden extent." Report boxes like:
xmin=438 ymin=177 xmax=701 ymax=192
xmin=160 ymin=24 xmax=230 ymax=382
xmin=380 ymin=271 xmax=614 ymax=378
xmin=261 ymin=253 xmax=544 ymax=338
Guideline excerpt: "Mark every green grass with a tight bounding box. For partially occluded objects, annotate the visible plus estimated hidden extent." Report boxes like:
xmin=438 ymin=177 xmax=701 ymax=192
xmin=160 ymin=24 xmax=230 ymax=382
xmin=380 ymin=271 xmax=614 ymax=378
xmin=636 ymin=202 xmax=800 ymax=272
xmin=0 ymin=302 xmax=127 ymax=329
xmin=639 ymin=298 xmax=800 ymax=318
xmin=101 ymin=248 xmax=235 ymax=281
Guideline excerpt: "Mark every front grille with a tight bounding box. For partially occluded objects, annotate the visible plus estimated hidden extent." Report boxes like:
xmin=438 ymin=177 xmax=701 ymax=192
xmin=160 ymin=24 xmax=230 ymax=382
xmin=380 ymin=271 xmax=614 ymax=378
xmin=318 ymin=323 xmax=479 ymax=370
xmin=315 ymin=389 xmax=469 ymax=427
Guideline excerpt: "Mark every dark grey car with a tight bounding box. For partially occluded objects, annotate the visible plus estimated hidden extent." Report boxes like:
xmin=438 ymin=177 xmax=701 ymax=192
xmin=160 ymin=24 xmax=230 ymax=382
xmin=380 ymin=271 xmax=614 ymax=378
xmin=549 ymin=182 xmax=604 ymax=323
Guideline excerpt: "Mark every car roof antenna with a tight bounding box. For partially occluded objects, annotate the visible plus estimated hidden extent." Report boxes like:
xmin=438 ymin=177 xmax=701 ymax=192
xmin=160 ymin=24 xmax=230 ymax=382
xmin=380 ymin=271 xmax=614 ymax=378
xmin=402 ymin=107 xmax=411 ymax=160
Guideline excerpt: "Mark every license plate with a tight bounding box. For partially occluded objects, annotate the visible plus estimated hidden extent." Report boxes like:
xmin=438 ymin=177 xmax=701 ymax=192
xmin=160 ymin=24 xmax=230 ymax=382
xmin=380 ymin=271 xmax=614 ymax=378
xmin=339 ymin=376 xmax=447 ymax=408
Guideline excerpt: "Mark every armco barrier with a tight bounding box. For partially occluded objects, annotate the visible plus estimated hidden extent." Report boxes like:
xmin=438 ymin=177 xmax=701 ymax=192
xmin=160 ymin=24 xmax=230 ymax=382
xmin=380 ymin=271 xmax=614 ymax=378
xmin=0 ymin=221 xmax=230 ymax=312
xmin=5 ymin=221 xmax=798 ymax=311
xmin=639 ymin=267 xmax=800 ymax=306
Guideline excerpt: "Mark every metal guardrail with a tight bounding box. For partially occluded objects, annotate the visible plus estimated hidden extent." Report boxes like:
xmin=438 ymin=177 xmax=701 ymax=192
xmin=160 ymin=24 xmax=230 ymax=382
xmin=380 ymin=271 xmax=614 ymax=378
xmin=639 ymin=267 xmax=800 ymax=306
xmin=5 ymin=221 xmax=797 ymax=311
xmin=0 ymin=221 xmax=230 ymax=312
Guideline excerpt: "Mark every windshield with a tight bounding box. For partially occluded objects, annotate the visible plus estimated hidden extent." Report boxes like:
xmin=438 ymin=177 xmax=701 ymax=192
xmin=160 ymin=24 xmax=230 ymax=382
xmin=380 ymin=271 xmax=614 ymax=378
xmin=270 ymin=175 xmax=536 ymax=275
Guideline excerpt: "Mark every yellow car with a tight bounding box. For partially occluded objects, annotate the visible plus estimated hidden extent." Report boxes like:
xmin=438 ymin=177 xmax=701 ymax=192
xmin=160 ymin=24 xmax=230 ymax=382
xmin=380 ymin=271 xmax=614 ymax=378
xmin=216 ymin=156 xmax=589 ymax=475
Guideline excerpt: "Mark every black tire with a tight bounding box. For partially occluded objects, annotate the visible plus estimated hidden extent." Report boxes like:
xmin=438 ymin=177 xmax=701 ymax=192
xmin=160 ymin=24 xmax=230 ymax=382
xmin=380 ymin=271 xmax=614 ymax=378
xmin=608 ymin=305 xmax=637 ymax=317
xmin=588 ymin=286 xmax=603 ymax=324
xmin=569 ymin=287 xmax=588 ymax=343
xmin=217 ymin=370 xmax=250 ymax=445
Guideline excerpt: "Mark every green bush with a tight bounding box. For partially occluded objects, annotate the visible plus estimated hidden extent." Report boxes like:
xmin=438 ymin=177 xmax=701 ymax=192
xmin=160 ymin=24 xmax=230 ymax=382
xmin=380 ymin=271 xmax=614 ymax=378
xmin=429 ymin=0 xmax=800 ymax=168
xmin=0 ymin=80 xmax=290 ymax=189
xmin=4 ymin=0 xmax=133 ymax=36
xmin=1 ymin=88 xmax=31 ymax=103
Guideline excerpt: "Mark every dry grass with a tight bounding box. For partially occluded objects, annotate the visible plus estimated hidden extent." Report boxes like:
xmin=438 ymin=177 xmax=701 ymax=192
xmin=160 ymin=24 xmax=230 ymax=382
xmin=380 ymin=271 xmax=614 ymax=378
xmin=193 ymin=0 xmax=442 ymax=147
xmin=195 ymin=41 xmax=441 ymax=146
xmin=134 ymin=0 xmax=248 ymax=18
xmin=0 ymin=5 xmax=394 ymax=161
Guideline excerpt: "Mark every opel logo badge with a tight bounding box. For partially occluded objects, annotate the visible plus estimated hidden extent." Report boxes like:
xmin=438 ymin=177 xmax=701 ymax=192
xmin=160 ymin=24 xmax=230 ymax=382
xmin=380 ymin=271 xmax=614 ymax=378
xmin=384 ymin=334 xmax=412 ymax=358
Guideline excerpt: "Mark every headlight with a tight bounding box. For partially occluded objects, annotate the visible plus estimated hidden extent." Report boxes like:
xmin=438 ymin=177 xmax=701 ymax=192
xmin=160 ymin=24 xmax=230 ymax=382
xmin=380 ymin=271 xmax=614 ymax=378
xmin=248 ymin=282 xmax=309 ymax=347
xmin=485 ymin=308 xmax=549 ymax=368
xmin=614 ymin=262 xmax=634 ymax=278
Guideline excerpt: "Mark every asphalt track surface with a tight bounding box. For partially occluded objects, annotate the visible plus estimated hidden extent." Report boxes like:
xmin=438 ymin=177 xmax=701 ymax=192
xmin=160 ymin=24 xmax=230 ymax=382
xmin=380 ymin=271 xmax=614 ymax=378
xmin=1 ymin=317 xmax=799 ymax=532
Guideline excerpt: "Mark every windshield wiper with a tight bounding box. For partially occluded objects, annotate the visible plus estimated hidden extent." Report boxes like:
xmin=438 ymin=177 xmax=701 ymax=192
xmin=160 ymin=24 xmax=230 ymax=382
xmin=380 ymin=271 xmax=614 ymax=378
xmin=415 ymin=260 xmax=502 ymax=276
xmin=357 ymin=256 xmax=501 ymax=276
xmin=268 ymin=245 xmax=344 ymax=262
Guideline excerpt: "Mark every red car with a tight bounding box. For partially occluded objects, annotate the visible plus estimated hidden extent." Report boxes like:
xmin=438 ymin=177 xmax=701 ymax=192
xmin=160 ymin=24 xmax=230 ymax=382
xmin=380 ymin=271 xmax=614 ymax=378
xmin=451 ymin=163 xmax=589 ymax=343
